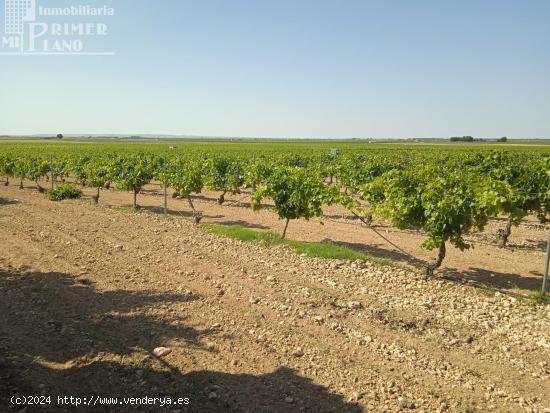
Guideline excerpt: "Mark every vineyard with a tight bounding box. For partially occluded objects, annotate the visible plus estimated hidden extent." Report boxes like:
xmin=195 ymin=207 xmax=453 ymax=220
xmin=1 ymin=140 xmax=550 ymax=413
xmin=1 ymin=141 xmax=549 ymax=279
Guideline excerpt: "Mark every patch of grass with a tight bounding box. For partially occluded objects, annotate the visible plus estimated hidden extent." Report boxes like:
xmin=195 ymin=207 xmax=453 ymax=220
xmin=207 ymin=224 xmax=281 ymax=245
xmin=46 ymin=183 xmax=82 ymax=201
xmin=529 ymin=291 xmax=550 ymax=305
xmin=114 ymin=205 xmax=142 ymax=214
xmin=204 ymin=224 xmax=389 ymax=265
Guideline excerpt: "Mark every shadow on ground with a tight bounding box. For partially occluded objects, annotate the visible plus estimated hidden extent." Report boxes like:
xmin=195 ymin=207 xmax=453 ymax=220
xmin=322 ymin=239 xmax=427 ymax=268
xmin=137 ymin=204 xmax=224 ymax=220
xmin=324 ymin=238 xmax=545 ymax=293
xmin=213 ymin=220 xmax=271 ymax=230
xmin=507 ymin=240 xmax=547 ymax=252
xmin=442 ymin=267 xmax=544 ymax=292
xmin=0 ymin=267 xmax=361 ymax=413
xmin=0 ymin=197 xmax=19 ymax=205
xmin=192 ymin=193 xmax=274 ymax=210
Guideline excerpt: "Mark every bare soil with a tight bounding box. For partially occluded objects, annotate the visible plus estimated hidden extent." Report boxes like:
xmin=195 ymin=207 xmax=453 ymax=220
xmin=1 ymin=182 xmax=549 ymax=413
xmin=87 ymin=182 xmax=545 ymax=293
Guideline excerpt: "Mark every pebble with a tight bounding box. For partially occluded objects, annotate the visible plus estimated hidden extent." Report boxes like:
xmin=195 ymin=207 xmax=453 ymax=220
xmin=314 ymin=316 xmax=325 ymax=324
xmin=399 ymin=398 xmax=415 ymax=409
xmin=292 ymin=347 xmax=304 ymax=357
xmin=152 ymin=347 xmax=172 ymax=357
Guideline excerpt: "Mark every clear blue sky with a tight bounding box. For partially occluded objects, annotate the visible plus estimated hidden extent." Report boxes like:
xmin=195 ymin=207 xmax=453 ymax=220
xmin=1 ymin=0 xmax=549 ymax=138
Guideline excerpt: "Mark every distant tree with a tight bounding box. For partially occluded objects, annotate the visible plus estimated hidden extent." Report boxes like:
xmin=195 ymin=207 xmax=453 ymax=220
xmin=56 ymin=134 xmax=63 ymax=139
xmin=498 ymin=136 xmax=508 ymax=142
xmin=450 ymin=136 xmax=474 ymax=142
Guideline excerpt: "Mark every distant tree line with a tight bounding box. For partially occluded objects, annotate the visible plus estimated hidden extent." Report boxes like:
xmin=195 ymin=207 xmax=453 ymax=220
xmin=450 ymin=136 xmax=507 ymax=143
xmin=450 ymin=136 xmax=474 ymax=142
